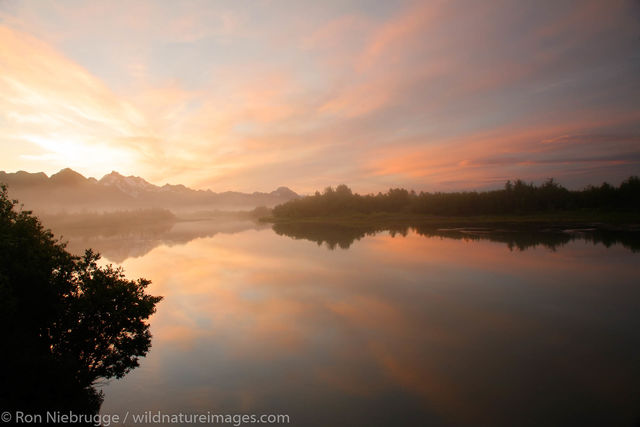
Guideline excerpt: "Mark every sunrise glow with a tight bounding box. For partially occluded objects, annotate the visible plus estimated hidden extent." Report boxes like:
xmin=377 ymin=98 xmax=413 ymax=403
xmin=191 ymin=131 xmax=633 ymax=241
xmin=1 ymin=0 xmax=638 ymax=192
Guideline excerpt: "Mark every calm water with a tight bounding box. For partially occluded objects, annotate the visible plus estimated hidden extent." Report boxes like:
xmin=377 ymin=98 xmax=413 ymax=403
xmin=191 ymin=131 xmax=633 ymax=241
xmin=58 ymin=220 xmax=640 ymax=426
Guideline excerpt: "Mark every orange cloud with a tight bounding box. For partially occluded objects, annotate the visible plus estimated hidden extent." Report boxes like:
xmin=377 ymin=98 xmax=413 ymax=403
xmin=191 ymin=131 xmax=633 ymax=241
xmin=0 ymin=25 xmax=151 ymax=174
xmin=1 ymin=0 xmax=638 ymax=192
xmin=356 ymin=0 xmax=447 ymax=71
xmin=363 ymin=109 xmax=640 ymax=189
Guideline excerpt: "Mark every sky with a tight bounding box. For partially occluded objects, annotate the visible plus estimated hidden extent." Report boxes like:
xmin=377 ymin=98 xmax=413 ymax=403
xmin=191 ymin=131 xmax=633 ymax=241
xmin=0 ymin=0 xmax=639 ymax=193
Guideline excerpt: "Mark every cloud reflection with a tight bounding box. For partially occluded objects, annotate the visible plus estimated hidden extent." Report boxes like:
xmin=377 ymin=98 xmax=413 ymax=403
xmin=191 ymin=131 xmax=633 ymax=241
xmin=99 ymin=227 xmax=640 ymax=425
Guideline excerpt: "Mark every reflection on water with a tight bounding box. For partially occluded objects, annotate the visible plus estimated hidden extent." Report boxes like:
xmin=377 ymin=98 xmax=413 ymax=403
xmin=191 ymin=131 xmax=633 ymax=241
xmin=47 ymin=216 xmax=640 ymax=264
xmin=49 ymin=219 xmax=270 ymax=263
xmin=273 ymin=222 xmax=640 ymax=252
xmin=56 ymin=221 xmax=640 ymax=426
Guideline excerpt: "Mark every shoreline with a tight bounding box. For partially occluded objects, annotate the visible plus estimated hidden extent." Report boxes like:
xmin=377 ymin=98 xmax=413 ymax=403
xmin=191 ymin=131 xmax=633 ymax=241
xmin=261 ymin=211 xmax=640 ymax=232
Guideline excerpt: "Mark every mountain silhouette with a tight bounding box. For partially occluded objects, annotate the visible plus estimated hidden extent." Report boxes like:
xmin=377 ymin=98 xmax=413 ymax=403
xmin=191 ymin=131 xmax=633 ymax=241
xmin=0 ymin=169 xmax=299 ymax=213
xmin=49 ymin=168 xmax=89 ymax=186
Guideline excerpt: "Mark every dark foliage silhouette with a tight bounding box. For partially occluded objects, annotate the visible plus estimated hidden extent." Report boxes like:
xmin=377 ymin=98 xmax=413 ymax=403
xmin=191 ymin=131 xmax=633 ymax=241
xmin=0 ymin=185 xmax=162 ymax=421
xmin=272 ymin=177 xmax=640 ymax=218
xmin=273 ymin=222 xmax=640 ymax=252
xmin=273 ymin=222 xmax=380 ymax=249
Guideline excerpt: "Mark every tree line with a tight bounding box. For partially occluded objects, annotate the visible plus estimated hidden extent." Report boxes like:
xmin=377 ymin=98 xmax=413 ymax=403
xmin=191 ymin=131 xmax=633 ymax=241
xmin=272 ymin=176 xmax=640 ymax=218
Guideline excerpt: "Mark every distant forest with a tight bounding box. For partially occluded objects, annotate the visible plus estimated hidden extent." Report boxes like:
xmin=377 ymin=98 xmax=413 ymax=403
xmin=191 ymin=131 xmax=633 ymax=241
xmin=272 ymin=177 xmax=640 ymax=218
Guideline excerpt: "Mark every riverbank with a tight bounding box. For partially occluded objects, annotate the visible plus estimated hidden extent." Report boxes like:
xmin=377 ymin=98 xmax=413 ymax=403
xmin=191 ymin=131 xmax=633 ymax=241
xmin=261 ymin=211 xmax=640 ymax=232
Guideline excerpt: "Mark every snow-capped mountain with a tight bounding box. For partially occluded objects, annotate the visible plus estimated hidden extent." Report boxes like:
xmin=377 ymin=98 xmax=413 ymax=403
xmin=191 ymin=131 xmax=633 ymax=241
xmin=99 ymin=171 xmax=161 ymax=198
xmin=0 ymin=169 xmax=299 ymax=212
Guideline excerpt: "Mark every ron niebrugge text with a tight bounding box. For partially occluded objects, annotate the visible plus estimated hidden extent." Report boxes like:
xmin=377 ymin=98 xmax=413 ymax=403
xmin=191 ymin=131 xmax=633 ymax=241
xmin=1 ymin=411 xmax=291 ymax=425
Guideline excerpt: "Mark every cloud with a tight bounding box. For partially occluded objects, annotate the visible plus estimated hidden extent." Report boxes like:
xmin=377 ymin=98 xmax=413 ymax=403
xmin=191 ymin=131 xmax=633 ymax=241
xmin=0 ymin=25 xmax=149 ymax=175
xmin=363 ymin=111 xmax=640 ymax=190
xmin=0 ymin=0 xmax=638 ymax=191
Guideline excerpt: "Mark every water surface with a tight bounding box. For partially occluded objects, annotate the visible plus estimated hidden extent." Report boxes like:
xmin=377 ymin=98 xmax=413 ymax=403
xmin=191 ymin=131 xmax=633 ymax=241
xmin=59 ymin=221 xmax=640 ymax=426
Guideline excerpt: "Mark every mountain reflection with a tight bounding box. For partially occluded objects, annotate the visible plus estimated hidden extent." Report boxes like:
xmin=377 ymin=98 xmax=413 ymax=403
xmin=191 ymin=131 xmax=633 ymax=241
xmin=45 ymin=218 xmax=270 ymax=263
xmin=273 ymin=222 xmax=640 ymax=252
xmin=44 ymin=214 xmax=640 ymax=264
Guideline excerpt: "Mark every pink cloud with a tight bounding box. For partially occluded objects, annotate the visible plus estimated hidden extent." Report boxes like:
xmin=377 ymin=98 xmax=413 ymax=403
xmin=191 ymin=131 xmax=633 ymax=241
xmin=0 ymin=0 xmax=637 ymax=192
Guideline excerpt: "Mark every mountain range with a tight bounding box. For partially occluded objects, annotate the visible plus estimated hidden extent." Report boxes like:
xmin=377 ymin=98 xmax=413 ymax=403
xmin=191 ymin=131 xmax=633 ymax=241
xmin=0 ymin=168 xmax=299 ymax=213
